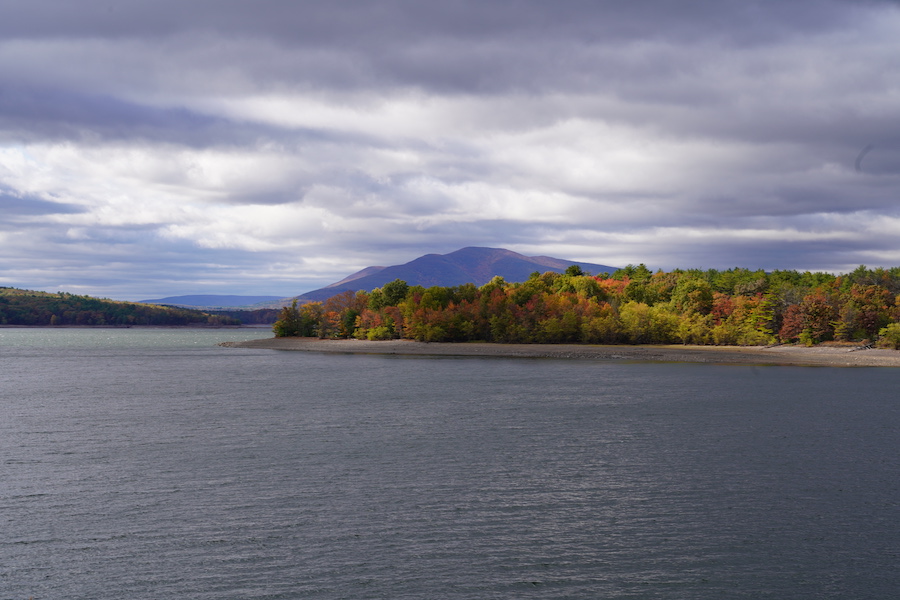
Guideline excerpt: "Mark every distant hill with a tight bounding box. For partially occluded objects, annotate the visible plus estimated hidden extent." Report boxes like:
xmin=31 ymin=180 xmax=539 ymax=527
xmin=140 ymin=294 xmax=286 ymax=308
xmin=0 ymin=287 xmax=242 ymax=326
xmin=296 ymin=247 xmax=619 ymax=302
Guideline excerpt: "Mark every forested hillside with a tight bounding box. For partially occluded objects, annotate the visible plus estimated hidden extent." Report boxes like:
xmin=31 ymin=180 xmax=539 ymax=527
xmin=273 ymin=265 xmax=900 ymax=348
xmin=0 ymin=287 xmax=242 ymax=326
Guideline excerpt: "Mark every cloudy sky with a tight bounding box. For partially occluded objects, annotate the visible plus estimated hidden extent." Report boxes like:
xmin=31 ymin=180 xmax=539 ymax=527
xmin=1 ymin=0 xmax=899 ymax=300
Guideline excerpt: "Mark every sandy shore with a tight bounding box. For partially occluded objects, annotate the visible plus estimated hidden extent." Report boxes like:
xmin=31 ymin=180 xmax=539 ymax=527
xmin=222 ymin=337 xmax=900 ymax=367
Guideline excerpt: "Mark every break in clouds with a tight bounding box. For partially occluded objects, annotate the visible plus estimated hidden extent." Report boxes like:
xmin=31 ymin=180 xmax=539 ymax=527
xmin=1 ymin=0 xmax=899 ymax=299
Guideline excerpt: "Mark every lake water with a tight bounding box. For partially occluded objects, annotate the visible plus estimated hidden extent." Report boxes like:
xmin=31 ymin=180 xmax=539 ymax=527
xmin=1 ymin=328 xmax=898 ymax=599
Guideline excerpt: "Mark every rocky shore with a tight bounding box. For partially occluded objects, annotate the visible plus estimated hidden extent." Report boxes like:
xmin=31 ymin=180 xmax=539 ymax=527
xmin=221 ymin=337 xmax=900 ymax=367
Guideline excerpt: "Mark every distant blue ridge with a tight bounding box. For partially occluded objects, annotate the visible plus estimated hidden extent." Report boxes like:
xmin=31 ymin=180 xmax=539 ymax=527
xmin=140 ymin=295 xmax=284 ymax=307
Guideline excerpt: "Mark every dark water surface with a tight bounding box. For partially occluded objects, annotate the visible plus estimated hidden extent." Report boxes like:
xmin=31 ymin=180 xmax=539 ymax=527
xmin=2 ymin=329 xmax=898 ymax=599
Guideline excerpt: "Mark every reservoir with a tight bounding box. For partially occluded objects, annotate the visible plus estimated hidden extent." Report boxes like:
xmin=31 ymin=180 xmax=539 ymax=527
xmin=2 ymin=328 xmax=898 ymax=598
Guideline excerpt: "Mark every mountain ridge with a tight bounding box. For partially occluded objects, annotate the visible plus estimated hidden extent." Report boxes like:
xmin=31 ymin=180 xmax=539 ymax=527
xmin=295 ymin=247 xmax=619 ymax=302
xmin=137 ymin=248 xmax=620 ymax=308
xmin=139 ymin=294 xmax=285 ymax=308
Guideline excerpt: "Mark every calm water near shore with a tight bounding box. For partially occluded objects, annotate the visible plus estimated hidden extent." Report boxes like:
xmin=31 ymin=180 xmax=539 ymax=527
xmin=2 ymin=328 xmax=898 ymax=599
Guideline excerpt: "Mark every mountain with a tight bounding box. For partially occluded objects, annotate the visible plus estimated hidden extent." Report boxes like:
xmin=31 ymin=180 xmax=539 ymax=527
xmin=322 ymin=266 xmax=387 ymax=289
xmin=296 ymin=247 xmax=619 ymax=302
xmin=140 ymin=294 xmax=286 ymax=308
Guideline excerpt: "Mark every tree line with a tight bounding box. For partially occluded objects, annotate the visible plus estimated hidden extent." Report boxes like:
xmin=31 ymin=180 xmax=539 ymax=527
xmin=0 ymin=288 xmax=243 ymax=326
xmin=272 ymin=264 xmax=900 ymax=348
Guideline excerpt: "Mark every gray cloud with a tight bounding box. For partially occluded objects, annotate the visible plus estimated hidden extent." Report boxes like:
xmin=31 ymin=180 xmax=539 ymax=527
xmin=1 ymin=0 xmax=899 ymax=298
xmin=0 ymin=188 xmax=82 ymax=218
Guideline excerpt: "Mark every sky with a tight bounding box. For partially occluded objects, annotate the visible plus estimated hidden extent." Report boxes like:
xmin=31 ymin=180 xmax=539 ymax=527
xmin=1 ymin=0 xmax=899 ymax=300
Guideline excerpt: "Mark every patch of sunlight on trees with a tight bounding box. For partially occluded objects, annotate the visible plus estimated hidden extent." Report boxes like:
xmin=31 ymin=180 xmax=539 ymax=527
xmin=270 ymin=265 xmax=900 ymax=348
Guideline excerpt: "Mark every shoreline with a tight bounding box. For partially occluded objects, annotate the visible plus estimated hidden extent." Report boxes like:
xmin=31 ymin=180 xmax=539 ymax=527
xmin=222 ymin=337 xmax=900 ymax=367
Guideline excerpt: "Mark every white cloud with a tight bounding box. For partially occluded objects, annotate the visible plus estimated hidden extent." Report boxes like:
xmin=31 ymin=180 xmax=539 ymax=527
xmin=2 ymin=1 xmax=900 ymax=298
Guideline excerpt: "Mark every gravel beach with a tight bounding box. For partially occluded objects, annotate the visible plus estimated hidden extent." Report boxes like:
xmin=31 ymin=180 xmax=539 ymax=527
xmin=222 ymin=337 xmax=900 ymax=367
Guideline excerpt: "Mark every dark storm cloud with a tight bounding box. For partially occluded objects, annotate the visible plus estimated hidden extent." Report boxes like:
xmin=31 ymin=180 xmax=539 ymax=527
xmin=0 ymin=85 xmax=346 ymax=149
xmin=1 ymin=0 xmax=899 ymax=297
xmin=0 ymin=86 xmax=217 ymax=143
xmin=0 ymin=1 xmax=873 ymax=94
xmin=854 ymin=143 xmax=900 ymax=175
xmin=0 ymin=1 xmax=861 ymax=44
xmin=0 ymin=188 xmax=82 ymax=218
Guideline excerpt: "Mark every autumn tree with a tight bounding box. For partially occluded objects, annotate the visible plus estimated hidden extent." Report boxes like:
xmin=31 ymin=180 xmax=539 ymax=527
xmin=670 ymin=278 xmax=713 ymax=315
